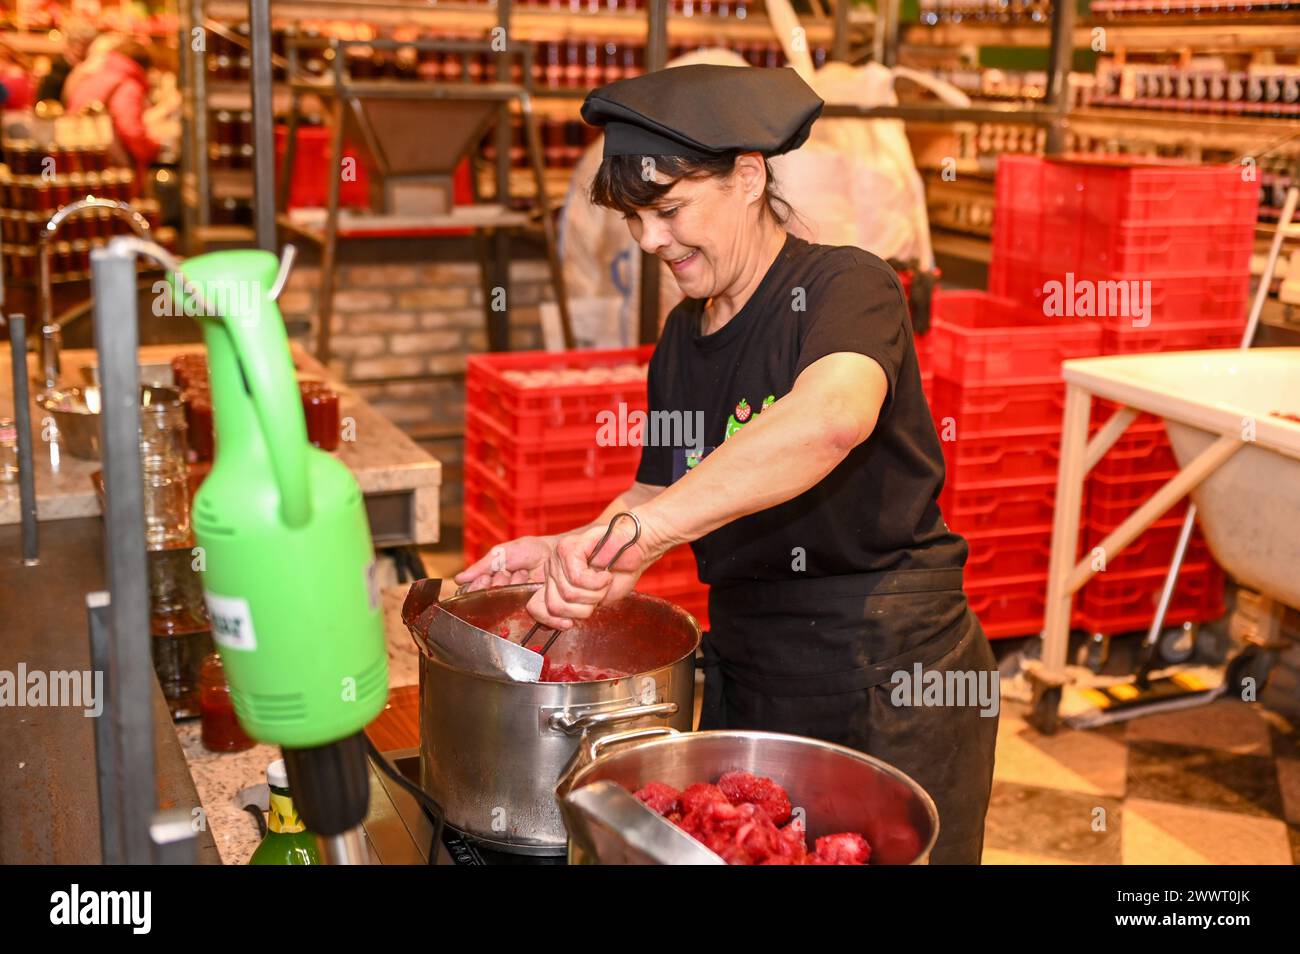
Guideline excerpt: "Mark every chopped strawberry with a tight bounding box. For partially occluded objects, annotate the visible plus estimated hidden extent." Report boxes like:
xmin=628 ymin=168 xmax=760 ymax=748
xmin=717 ymin=769 xmax=793 ymax=825
xmin=634 ymin=781 xmax=681 ymax=817
xmin=679 ymin=783 xmax=730 ymax=815
xmin=625 ymin=774 xmax=873 ymax=865
xmin=808 ymin=832 xmax=872 ymax=865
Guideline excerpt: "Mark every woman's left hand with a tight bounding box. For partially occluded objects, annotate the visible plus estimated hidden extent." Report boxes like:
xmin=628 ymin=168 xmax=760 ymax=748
xmin=524 ymin=511 xmax=677 ymax=630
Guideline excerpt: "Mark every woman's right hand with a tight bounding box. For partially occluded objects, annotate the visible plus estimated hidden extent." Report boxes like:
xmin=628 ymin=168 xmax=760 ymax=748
xmin=453 ymin=535 xmax=556 ymax=593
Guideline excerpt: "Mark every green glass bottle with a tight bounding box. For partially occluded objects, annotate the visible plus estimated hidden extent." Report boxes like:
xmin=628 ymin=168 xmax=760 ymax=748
xmin=249 ymin=759 xmax=321 ymax=865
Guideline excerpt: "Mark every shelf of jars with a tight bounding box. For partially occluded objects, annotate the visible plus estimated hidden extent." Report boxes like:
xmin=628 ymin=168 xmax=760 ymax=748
xmin=0 ymin=132 xmax=169 ymax=287
xmin=190 ymin=2 xmax=868 ymax=229
xmin=201 ymin=0 xmax=856 ymax=45
xmin=905 ymin=5 xmax=1300 ymax=49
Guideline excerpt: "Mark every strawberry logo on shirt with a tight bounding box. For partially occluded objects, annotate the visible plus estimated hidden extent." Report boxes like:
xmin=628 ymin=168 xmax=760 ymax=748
xmin=725 ymin=394 xmax=776 ymax=440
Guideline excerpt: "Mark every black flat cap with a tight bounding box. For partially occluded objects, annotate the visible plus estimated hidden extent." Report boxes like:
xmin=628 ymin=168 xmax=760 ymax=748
xmin=581 ymin=65 xmax=824 ymax=160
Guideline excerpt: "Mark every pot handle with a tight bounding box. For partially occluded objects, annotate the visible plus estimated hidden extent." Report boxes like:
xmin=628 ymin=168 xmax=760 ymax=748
xmin=548 ymin=702 xmax=679 ymax=736
xmin=587 ymin=725 xmax=679 ymax=763
xmin=554 ymin=724 xmax=681 ymax=800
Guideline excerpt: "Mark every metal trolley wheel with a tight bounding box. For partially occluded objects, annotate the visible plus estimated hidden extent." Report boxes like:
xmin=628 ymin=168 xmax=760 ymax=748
xmin=1156 ymin=622 xmax=1199 ymax=665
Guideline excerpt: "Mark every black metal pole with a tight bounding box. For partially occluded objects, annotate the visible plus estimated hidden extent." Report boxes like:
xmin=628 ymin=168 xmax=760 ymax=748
xmin=1043 ymin=0 xmax=1077 ymax=155
xmin=89 ymin=245 xmax=156 ymax=864
xmin=490 ymin=0 xmax=513 ymax=351
xmin=249 ymin=0 xmax=277 ymax=251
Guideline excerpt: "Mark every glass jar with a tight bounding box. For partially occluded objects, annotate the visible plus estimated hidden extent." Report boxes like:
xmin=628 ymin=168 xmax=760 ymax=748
xmin=149 ymin=547 xmax=213 ymax=721
xmin=299 ymin=381 xmax=340 ymax=451
xmin=199 ymin=652 xmax=255 ymax=752
xmin=140 ymin=385 xmax=192 ymax=549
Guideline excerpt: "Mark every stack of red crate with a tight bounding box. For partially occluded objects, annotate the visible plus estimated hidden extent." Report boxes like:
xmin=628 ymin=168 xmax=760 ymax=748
xmin=463 ymin=345 xmax=710 ymax=630
xmin=987 ymin=155 xmax=1257 ymax=635
xmin=929 ymin=290 xmax=1101 ymax=638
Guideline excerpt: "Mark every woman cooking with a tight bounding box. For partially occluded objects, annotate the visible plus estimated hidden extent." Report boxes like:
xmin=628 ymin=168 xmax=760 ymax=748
xmin=455 ymin=65 xmax=999 ymax=865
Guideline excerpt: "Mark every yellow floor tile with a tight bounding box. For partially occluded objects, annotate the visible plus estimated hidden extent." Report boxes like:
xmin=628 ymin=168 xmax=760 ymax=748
xmin=993 ymin=702 xmax=1128 ymax=797
xmin=1121 ymin=798 xmax=1293 ymax=865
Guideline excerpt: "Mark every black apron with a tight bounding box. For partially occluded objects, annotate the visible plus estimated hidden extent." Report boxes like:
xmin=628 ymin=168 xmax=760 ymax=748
xmin=698 ymin=567 xmax=999 ymax=865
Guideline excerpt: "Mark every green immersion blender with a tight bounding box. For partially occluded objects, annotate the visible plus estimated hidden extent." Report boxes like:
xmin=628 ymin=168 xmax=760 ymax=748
xmin=179 ymin=249 xmax=387 ymax=864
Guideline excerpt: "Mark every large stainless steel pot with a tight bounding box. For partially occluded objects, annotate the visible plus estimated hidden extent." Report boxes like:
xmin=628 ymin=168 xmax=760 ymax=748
xmin=402 ymin=581 xmax=700 ymax=855
xmin=558 ymin=729 xmax=940 ymax=865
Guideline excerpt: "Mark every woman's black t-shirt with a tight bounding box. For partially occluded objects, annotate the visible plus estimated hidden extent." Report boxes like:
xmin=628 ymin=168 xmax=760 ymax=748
xmin=635 ymin=232 xmax=967 ymax=587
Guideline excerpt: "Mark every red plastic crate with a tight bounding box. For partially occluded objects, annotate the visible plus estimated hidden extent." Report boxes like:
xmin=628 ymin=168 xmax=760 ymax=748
xmin=930 ymin=291 xmax=1102 ymax=384
xmin=465 ymin=409 xmax=640 ymax=501
xmin=965 ymin=573 xmax=1048 ymax=639
xmin=994 ymin=154 xmax=1258 ymax=228
xmin=942 ymin=476 xmax=1058 ymax=534
xmin=1079 ymin=220 xmax=1255 ymax=278
xmin=1083 ymin=515 xmax=1212 ymax=574
xmin=1090 ymin=425 xmax=1179 ymax=479
xmin=465 ymin=460 xmax=610 ymax=536
xmin=1079 ymin=561 xmax=1226 ymax=635
xmin=1086 ymin=470 xmax=1190 ymax=522
xmin=931 ymin=377 xmax=1066 ymax=434
xmin=963 ymin=526 xmax=1053 ymax=582
xmin=991 ymin=258 xmax=1250 ymax=329
xmin=1075 ymin=160 xmax=1258 ymax=226
xmin=466 ymin=345 xmax=654 ymax=445
xmin=1102 ymin=317 xmax=1244 ymax=354
xmin=943 ymin=430 xmax=1061 ymax=485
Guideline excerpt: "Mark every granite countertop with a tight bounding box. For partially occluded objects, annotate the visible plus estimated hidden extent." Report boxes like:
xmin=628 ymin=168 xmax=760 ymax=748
xmin=0 ymin=343 xmax=441 ymax=542
xmin=178 ymin=580 xmax=431 ymax=865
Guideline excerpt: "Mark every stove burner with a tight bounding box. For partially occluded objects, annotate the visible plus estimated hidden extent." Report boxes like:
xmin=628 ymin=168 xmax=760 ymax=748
xmin=392 ymin=752 xmax=567 ymax=866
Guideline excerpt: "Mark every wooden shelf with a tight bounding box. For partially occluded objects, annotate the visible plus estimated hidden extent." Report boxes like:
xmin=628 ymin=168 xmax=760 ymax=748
xmin=477 ymin=166 xmax=573 ymax=203
xmin=1070 ymin=106 xmax=1300 ymax=152
xmin=931 ymin=228 xmax=993 ymax=264
xmin=903 ymin=17 xmax=1300 ymax=51
xmin=203 ymin=2 xmax=853 ymax=45
xmin=901 ymin=22 xmax=1080 ymax=49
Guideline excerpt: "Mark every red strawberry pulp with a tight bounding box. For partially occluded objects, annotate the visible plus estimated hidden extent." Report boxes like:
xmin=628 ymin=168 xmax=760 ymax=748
xmin=632 ymin=770 xmax=874 ymax=865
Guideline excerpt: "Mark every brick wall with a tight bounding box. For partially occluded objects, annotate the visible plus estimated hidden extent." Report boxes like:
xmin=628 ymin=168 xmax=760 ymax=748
xmin=274 ymin=239 xmax=555 ymax=528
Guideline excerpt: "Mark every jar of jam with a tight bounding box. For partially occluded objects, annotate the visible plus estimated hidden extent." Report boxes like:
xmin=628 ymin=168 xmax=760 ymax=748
xmin=199 ymin=653 xmax=256 ymax=752
xmin=299 ymin=381 xmax=340 ymax=451
xmin=183 ymin=388 xmax=215 ymax=462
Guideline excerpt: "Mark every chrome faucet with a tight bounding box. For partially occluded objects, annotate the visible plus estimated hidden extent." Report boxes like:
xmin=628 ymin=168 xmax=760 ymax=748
xmin=38 ymin=197 xmax=153 ymax=390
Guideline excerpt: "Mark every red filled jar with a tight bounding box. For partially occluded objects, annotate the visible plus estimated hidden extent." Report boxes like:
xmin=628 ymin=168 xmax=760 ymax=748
xmin=199 ymin=653 xmax=256 ymax=752
xmin=184 ymin=388 xmax=214 ymax=461
xmin=172 ymin=353 xmax=210 ymax=391
xmin=299 ymin=381 xmax=340 ymax=451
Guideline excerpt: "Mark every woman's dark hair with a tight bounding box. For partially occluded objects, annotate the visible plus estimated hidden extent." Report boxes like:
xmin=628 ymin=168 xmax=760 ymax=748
xmin=590 ymin=152 xmax=794 ymax=225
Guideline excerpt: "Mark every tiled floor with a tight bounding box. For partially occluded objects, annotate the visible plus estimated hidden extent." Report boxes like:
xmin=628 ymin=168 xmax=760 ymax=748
xmin=407 ymin=538 xmax=1300 ymax=865
xmin=985 ymin=698 xmax=1300 ymax=864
